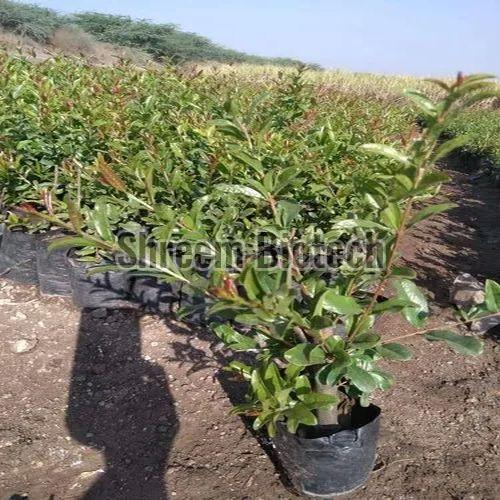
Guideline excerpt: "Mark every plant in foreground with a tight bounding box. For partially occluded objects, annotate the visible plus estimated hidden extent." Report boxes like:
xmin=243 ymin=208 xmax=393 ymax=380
xmin=157 ymin=73 xmax=498 ymax=436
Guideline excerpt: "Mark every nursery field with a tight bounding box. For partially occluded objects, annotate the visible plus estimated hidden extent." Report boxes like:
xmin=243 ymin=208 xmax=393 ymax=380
xmin=1 ymin=167 xmax=499 ymax=499
xmin=0 ymin=52 xmax=499 ymax=499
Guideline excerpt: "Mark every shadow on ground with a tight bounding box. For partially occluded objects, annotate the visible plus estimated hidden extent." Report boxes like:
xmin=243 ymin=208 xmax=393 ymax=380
xmin=66 ymin=309 xmax=179 ymax=499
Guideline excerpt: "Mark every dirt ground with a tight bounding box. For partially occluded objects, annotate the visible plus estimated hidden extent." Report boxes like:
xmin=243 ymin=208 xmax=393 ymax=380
xmin=0 ymin=165 xmax=499 ymax=500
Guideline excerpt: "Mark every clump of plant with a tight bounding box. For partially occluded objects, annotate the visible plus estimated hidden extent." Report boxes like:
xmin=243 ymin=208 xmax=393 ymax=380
xmin=129 ymin=73 xmax=499 ymax=435
xmin=39 ymin=73 xmax=500 ymax=435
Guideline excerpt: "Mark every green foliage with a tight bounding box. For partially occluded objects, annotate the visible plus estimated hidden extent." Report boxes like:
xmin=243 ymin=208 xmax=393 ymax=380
xmin=70 ymin=12 xmax=306 ymax=66
xmin=161 ymin=74 xmax=494 ymax=435
xmin=0 ymin=0 xmax=61 ymax=42
xmin=0 ymin=51 xmax=496 ymax=436
xmin=446 ymin=108 xmax=500 ymax=164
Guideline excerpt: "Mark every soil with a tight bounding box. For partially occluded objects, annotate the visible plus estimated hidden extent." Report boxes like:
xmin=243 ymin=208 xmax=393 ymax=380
xmin=0 ymin=165 xmax=499 ymax=500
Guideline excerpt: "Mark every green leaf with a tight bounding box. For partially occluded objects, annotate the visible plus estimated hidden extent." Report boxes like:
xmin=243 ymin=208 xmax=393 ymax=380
xmin=394 ymin=279 xmax=428 ymax=310
xmin=92 ymin=200 xmax=113 ymax=241
xmin=361 ymin=143 xmax=410 ymax=166
xmin=214 ymin=324 xmax=258 ymax=351
xmin=370 ymin=368 xmax=395 ymax=390
xmin=381 ymin=202 xmax=402 ymax=230
xmin=332 ymin=219 xmax=389 ymax=231
xmin=393 ymin=279 xmax=429 ymax=327
xmin=485 ymin=279 xmax=500 ymax=313
xmin=299 ymin=392 xmax=338 ymax=410
xmin=395 ymin=174 xmax=413 ymax=191
xmin=250 ymin=369 xmax=273 ymax=402
xmin=234 ymin=313 xmax=264 ymax=325
xmin=241 ymin=265 xmax=266 ymax=300
xmin=228 ymin=147 xmax=263 ymax=174
xmin=278 ymin=200 xmax=301 ymax=227
xmin=323 ymin=335 xmax=345 ymax=353
xmin=404 ymin=89 xmax=437 ymax=116
xmin=424 ymin=78 xmax=451 ymax=91
xmin=373 ymin=298 xmax=413 ymax=313
xmin=48 ymin=236 xmax=103 ymax=253
xmin=416 ymin=170 xmax=450 ymax=191
xmin=310 ymin=316 xmax=334 ymax=330
xmin=211 ymin=119 xmax=247 ymax=141
xmin=263 ymin=361 xmax=284 ymax=393
xmin=347 ymin=365 xmax=377 ymax=393
xmin=377 ymin=343 xmax=413 ymax=361
xmin=424 ymin=330 xmax=484 ymax=356
xmin=432 ymin=136 xmax=470 ymax=162
xmin=317 ymin=362 xmax=347 ymax=386
xmin=285 ymin=404 xmax=317 ymax=433
xmin=294 ymin=374 xmax=312 ymax=396
xmin=409 ymin=203 xmax=457 ymax=226
xmin=284 ymin=344 xmax=326 ymax=366
xmin=318 ymin=290 xmax=362 ymax=316
xmin=227 ymin=361 xmax=252 ymax=378
xmin=351 ymin=333 xmax=381 ymax=350
xmin=214 ymin=183 xmax=265 ymax=199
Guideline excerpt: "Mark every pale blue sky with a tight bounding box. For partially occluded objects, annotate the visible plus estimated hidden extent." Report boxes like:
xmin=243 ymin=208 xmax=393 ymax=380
xmin=36 ymin=0 xmax=499 ymax=76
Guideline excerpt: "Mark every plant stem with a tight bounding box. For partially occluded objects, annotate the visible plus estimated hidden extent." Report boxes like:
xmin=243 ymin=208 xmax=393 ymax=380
xmin=349 ymin=199 xmax=414 ymax=340
xmin=314 ymin=380 xmax=339 ymax=425
xmin=389 ymin=311 xmax=500 ymax=342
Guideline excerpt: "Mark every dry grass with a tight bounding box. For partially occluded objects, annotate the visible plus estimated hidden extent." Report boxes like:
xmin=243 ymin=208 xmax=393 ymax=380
xmin=50 ymin=26 xmax=96 ymax=55
xmin=195 ymin=62 xmax=498 ymax=108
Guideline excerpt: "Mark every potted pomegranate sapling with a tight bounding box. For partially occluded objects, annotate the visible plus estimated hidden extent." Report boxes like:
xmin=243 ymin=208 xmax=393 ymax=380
xmin=184 ymin=74 xmax=500 ymax=496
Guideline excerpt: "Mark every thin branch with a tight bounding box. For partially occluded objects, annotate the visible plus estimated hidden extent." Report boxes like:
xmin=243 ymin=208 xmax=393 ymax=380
xmin=388 ymin=311 xmax=500 ymax=343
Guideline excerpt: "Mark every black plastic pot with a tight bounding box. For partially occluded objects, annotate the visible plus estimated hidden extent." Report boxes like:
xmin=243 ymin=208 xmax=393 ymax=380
xmin=130 ymin=276 xmax=178 ymax=314
xmin=273 ymin=405 xmax=381 ymax=497
xmin=36 ymin=231 xmax=72 ymax=296
xmin=0 ymin=227 xmax=39 ymax=284
xmin=67 ymin=254 xmax=132 ymax=309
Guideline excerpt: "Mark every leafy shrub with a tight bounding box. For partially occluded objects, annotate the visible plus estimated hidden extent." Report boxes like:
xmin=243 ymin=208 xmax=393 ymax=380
xmin=0 ymin=0 xmax=61 ymax=43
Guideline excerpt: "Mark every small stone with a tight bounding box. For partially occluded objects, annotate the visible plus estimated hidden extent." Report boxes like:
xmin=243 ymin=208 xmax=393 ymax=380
xmin=450 ymin=273 xmax=485 ymax=309
xmin=10 ymin=338 xmax=38 ymax=354
xmin=473 ymin=457 xmax=485 ymax=466
xmin=14 ymin=312 xmax=27 ymax=321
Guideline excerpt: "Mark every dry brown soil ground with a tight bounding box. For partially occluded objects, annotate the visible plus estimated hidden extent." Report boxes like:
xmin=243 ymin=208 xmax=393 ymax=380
xmin=0 ymin=166 xmax=499 ymax=500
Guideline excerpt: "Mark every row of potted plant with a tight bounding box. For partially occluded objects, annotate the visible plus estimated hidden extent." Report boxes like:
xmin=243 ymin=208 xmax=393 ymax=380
xmin=0 ymin=54 xmax=408 ymax=309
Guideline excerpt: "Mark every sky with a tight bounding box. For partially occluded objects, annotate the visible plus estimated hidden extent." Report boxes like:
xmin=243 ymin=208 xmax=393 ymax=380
xmin=36 ymin=0 xmax=499 ymax=76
